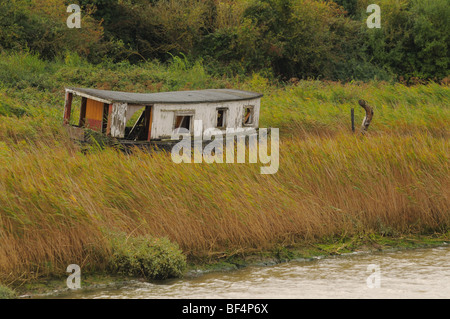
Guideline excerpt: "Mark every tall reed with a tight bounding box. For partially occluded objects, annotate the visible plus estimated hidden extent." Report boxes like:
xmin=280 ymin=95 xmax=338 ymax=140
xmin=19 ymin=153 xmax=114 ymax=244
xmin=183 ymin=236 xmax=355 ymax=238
xmin=0 ymin=131 xmax=448 ymax=283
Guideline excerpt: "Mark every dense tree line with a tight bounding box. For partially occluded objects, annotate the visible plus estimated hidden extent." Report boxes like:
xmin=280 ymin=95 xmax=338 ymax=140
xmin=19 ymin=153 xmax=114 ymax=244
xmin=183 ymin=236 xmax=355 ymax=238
xmin=0 ymin=0 xmax=448 ymax=82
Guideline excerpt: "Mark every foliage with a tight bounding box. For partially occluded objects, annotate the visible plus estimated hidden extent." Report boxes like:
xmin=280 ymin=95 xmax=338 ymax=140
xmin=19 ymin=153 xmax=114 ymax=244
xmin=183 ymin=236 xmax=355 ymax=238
xmin=334 ymin=0 xmax=358 ymax=17
xmin=1 ymin=0 xmax=448 ymax=81
xmin=198 ymin=0 xmax=364 ymax=79
xmin=109 ymin=234 xmax=187 ymax=280
xmin=0 ymin=0 xmax=105 ymax=61
xmin=362 ymin=0 xmax=450 ymax=82
xmin=0 ymin=285 xmax=16 ymax=299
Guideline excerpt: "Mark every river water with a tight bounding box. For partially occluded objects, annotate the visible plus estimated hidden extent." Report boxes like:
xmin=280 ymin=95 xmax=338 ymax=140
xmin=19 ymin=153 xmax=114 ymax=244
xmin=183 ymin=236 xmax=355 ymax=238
xmin=60 ymin=245 xmax=449 ymax=299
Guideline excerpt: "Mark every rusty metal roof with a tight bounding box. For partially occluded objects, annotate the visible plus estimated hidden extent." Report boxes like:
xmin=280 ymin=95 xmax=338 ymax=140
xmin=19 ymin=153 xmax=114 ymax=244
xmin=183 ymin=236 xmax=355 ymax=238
xmin=66 ymin=87 xmax=263 ymax=104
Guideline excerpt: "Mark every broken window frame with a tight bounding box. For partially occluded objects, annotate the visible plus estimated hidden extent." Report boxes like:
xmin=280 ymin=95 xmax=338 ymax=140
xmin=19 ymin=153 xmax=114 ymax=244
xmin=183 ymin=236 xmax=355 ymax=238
xmin=124 ymin=105 xmax=153 ymax=141
xmin=173 ymin=111 xmax=195 ymax=134
xmin=216 ymin=107 xmax=228 ymax=129
xmin=242 ymin=105 xmax=255 ymax=126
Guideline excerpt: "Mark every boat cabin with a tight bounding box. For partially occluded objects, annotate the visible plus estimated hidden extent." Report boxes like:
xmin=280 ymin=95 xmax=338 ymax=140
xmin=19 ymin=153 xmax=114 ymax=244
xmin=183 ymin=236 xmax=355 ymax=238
xmin=63 ymin=87 xmax=263 ymax=142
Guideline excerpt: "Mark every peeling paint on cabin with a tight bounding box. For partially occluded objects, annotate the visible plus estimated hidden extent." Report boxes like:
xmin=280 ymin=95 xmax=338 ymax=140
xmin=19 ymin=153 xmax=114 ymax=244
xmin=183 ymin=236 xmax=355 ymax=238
xmin=150 ymin=99 xmax=260 ymax=139
xmin=111 ymin=103 xmax=127 ymax=138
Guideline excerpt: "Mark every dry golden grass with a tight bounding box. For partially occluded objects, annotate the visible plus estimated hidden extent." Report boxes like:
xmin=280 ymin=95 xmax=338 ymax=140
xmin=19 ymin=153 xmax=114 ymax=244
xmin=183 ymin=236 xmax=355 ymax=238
xmin=0 ymin=129 xmax=448 ymax=283
xmin=1 ymin=70 xmax=449 ymax=284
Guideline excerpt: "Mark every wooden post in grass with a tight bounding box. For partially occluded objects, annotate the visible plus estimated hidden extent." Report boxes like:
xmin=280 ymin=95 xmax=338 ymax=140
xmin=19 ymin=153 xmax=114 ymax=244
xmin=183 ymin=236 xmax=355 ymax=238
xmin=358 ymin=100 xmax=374 ymax=134
xmin=63 ymin=91 xmax=73 ymax=125
xmin=351 ymin=108 xmax=355 ymax=133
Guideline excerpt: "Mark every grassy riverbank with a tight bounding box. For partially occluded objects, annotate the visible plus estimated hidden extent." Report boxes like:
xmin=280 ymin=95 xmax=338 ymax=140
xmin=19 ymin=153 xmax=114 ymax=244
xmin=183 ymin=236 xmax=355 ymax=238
xmin=0 ymin=53 xmax=449 ymax=295
xmin=8 ymin=233 xmax=449 ymax=298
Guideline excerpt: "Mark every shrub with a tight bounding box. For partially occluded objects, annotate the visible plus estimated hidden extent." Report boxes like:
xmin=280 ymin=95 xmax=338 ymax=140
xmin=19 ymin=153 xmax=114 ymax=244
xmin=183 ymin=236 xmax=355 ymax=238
xmin=109 ymin=234 xmax=187 ymax=280
xmin=0 ymin=0 xmax=105 ymax=62
xmin=0 ymin=285 xmax=16 ymax=299
xmin=362 ymin=0 xmax=450 ymax=82
xmin=198 ymin=0 xmax=364 ymax=80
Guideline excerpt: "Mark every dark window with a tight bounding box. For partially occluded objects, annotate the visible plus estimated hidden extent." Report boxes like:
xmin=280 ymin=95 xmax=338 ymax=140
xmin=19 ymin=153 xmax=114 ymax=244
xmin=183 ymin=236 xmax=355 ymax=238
xmin=216 ymin=108 xmax=227 ymax=128
xmin=243 ymin=106 xmax=254 ymax=126
xmin=102 ymin=103 xmax=109 ymax=134
xmin=175 ymin=115 xmax=192 ymax=131
xmin=125 ymin=106 xmax=152 ymax=141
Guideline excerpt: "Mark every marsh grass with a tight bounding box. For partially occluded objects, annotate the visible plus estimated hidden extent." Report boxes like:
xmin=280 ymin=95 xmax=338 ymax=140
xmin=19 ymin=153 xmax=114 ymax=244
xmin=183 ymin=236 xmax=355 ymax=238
xmin=0 ymin=131 xmax=448 ymax=284
xmin=0 ymin=53 xmax=448 ymax=285
xmin=262 ymin=81 xmax=450 ymax=137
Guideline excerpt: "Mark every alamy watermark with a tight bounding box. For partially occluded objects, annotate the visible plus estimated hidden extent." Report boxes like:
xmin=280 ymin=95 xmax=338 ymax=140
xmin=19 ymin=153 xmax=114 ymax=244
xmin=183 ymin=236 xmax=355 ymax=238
xmin=66 ymin=3 xmax=380 ymax=30
xmin=367 ymin=4 xmax=381 ymax=29
xmin=366 ymin=264 xmax=381 ymax=289
xmin=66 ymin=264 xmax=81 ymax=289
xmin=170 ymin=120 xmax=279 ymax=175
xmin=67 ymin=4 xmax=81 ymax=29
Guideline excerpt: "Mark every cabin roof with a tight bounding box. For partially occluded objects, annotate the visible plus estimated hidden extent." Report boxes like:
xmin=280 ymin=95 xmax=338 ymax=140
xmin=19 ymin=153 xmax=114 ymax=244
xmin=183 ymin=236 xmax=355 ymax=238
xmin=66 ymin=87 xmax=263 ymax=105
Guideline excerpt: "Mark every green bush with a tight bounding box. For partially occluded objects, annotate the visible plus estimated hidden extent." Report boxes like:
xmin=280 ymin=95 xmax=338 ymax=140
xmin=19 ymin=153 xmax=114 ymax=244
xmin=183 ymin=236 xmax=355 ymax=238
xmin=362 ymin=0 xmax=450 ymax=82
xmin=334 ymin=0 xmax=359 ymax=17
xmin=109 ymin=234 xmax=187 ymax=280
xmin=197 ymin=0 xmax=364 ymax=80
xmin=0 ymin=285 xmax=16 ymax=299
xmin=1 ymin=0 xmax=448 ymax=81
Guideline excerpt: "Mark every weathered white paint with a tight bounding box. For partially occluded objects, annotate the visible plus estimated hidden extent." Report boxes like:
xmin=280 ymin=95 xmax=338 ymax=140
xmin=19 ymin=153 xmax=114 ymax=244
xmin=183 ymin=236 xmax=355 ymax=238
xmin=150 ymin=98 xmax=261 ymax=140
xmin=72 ymin=91 xmax=261 ymax=140
xmin=111 ymin=102 xmax=128 ymax=138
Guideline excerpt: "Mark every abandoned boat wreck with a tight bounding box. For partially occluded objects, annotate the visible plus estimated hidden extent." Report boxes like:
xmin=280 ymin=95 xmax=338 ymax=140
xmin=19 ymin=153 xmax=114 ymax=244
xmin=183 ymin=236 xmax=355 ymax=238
xmin=63 ymin=87 xmax=263 ymax=149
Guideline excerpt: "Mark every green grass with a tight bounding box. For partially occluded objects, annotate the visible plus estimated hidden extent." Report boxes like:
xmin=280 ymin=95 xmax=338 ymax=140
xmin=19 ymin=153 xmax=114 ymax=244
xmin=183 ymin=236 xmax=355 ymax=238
xmin=0 ymin=52 xmax=448 ymax=147
xmin=262 ymin=81 xmax=449 ymax=136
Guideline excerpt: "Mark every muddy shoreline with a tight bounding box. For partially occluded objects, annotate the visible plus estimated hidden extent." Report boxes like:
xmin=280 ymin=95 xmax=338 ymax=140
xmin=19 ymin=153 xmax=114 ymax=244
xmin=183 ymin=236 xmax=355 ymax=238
xmin=9 ymin=233 xmax=448 ymax=299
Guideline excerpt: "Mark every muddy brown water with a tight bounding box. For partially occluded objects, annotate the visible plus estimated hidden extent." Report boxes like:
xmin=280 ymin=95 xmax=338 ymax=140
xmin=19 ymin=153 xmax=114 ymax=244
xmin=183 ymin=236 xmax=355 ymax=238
xmin=54 ymin=245 xmax=449 ymax=299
